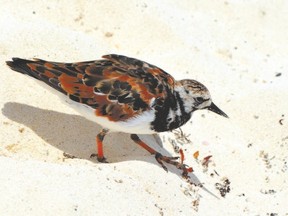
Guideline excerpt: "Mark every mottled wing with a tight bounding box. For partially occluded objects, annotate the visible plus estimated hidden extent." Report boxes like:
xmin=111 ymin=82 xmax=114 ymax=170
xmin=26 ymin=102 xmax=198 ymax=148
xmin=6 ymin=54 xmax=175 ymax=121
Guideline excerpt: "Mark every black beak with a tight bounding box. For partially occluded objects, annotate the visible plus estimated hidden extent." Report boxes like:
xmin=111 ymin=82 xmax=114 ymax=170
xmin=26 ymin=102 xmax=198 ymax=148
xmin=207 ymin=102 xmax=229 ymax=118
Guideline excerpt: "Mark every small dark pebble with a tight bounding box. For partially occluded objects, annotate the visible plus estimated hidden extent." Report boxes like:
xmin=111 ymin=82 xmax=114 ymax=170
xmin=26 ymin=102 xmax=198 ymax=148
xmin=275 ymin=73 xmax=282 ymax=77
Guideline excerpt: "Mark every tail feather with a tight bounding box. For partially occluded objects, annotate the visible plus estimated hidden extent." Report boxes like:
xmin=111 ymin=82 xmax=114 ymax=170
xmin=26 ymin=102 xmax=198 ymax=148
xmin=6 ymin=58 xmax=41 ymax=80
xmin=6 ymin=58 xmax=66 ymax=94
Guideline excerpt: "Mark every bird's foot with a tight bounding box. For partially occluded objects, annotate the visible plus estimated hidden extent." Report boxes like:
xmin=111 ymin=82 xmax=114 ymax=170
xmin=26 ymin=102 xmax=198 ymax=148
xmin=155 ymin=152 xmax=193 ymax=178
xmin=90 ymin=153 xmax=108 ymax=163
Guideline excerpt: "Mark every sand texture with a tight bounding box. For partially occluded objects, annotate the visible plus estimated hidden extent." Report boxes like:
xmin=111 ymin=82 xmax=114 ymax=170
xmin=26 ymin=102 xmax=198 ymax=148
xmin=1 ymin=1 xmax=287 ymax=215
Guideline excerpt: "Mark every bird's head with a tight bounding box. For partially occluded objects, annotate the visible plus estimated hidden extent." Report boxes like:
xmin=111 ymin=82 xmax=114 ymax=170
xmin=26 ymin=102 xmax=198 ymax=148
xmin=176 ymin=79 xmax=228 ymax=118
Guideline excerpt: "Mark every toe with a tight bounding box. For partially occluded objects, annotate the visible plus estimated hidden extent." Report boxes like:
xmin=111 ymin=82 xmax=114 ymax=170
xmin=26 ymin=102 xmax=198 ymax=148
xmin=90 ymin=154 xmax=108 ymax=163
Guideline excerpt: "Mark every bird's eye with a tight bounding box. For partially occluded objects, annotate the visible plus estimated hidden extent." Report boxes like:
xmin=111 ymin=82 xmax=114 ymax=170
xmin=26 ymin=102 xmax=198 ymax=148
xmin=195 ymin=97 xmax=204 ymax=103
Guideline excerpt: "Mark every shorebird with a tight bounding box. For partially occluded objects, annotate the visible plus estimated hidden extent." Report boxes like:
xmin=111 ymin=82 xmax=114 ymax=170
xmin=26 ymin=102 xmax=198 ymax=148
xmin=6 ymin=54 xmax=228 ymax=176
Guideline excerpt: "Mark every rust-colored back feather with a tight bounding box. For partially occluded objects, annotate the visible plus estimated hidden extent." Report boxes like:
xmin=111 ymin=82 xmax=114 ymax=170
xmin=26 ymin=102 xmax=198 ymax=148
xmin=6 ymin=54 xmax=175 ymax=121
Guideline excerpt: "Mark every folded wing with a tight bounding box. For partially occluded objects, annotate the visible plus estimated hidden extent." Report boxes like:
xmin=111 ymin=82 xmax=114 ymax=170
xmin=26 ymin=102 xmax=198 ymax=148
xmin=6 ymin=54 xmax=175 ymax=121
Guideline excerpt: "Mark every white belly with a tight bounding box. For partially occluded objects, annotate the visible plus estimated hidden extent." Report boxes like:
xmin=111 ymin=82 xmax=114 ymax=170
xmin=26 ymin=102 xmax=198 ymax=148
xmin=65 ymin=97 xmax=156 ymax=134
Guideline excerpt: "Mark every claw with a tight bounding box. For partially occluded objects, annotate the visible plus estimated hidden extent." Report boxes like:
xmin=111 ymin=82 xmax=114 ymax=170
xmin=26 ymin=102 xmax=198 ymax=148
xmin=90 ymin=153 xmax=108 ymax=163
xmin=181 ymin=165 xmax=193 ymax=178
xmin=155 ymin=152 xmax=179 ymax=172
xmin=154 ymin=152 xmax=192 ymax=177
xmin=155 ymin=152 xmax=168 ymax=172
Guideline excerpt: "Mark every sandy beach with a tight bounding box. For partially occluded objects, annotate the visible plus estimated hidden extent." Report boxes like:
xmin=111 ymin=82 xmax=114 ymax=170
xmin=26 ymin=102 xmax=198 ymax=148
xmin=1 ymin=1 xmax=287 ymax=215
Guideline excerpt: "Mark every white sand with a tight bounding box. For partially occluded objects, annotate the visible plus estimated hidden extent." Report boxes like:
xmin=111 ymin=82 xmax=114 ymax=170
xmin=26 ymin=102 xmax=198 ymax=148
xmin=1 ymin=1 xmax=287 ymax=215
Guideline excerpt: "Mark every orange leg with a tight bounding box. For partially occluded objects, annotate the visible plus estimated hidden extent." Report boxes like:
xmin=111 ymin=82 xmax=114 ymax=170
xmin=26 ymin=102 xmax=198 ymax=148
xmin=90 ymin=128 xmax=109 ymax=162
xmin=130 ymin=134 xmax=157 ymax=154
xmin=130 ymin=134 xmax=193 ymax=177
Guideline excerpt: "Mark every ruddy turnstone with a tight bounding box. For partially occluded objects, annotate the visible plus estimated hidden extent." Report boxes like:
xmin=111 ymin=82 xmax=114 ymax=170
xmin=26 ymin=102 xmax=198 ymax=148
xmin=6 ymin=54 xmax=228 ymax=176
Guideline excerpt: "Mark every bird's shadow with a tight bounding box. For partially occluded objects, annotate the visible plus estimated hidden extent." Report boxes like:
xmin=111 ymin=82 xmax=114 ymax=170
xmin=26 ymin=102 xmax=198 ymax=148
xmin=2 ymin=102 xmax=157 ymax=162
xmin=2 ymin=102 xmax=215 ymax=194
